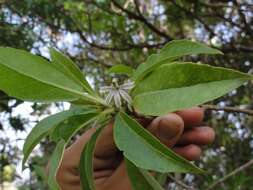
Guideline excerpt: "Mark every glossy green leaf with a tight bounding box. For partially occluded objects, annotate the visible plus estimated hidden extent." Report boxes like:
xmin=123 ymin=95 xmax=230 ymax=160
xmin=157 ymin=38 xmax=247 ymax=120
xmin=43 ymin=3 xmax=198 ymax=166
xmin=132 ymin=40 xmax=222 ymax=82
xmin=159 ymin=39 xmax=222 ymax=58
xmin=0 ymin=47 xmax=89 ymax=102
xmin=125 ymin=158 xmax=164 ymax=190
xmin=50 ymin=48 xmax=94 ymax=94
xmin=114 ymin=112 xmax=203 ymax=173
xmin=22 ymin=108 xmax=95 ymax=169
xmin=79 ymin=126 xmax=105 ymax=190
xmin=133 ymin=63 xmax=251 ymax=116
xmin=133 ymin=62 xmax=250 ymax=95
xmin=48 ymin=139 xmax=66 ymax=190
xmin=108 ymin=64 xmax=133 ymax=77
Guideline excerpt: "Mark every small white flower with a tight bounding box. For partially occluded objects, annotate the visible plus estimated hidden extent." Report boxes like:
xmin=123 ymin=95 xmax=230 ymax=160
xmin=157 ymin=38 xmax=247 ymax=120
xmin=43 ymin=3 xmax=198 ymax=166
xmin=118 ymin=89 xmax=132 ymax=104
xmin=100 ymin=79 xmax=134 ymax=108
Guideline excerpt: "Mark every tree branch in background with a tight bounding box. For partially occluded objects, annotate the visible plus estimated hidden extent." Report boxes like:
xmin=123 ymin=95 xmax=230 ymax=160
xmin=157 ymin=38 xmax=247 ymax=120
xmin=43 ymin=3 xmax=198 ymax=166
xmin=168 ymin=174 xmax=197 ymax=190
xmin=73 ymin=20 xmax=167 ymax=51
xmin=207 ymin=159 xmax=253 ymax=190
xmin=202 ymin=104 xmax=253 ymax=116
xmin=234 ymin=0 xmax=253 ymax=36
xmin=112 ymin=0 xmax=173 ymax=40
xmin=170 ymin=0 xmax=216 ymax=38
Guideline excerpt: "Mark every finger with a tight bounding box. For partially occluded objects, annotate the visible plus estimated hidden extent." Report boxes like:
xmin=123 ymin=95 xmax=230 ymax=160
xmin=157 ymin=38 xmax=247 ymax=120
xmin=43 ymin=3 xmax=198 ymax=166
xmin=65 ymin=122 xmax=119 ymax=168
xmin=58 ymin=182 xmax=81 ymax=190
xmin=173 ymin=144 xmax=202 ymax=161
xmin=147 ymin=113 xmax=184 ymax=147
xmin=175 ymin=107 xmax=205 ymax=128
xmin=98 ymin=162 xmax=132 ymax=190
xmin=56 ymin=159 xmax=81 ymax=190
xmin=64 ymin=128 xmax=97 ymax=166
xmin=93 ymin=122 xmax=125 ymax=171
xmin=93 ymin=154 xmax=121 ymax=170
xmin=94 ymin=122 xmax=118 ymax=158
xmin=177 ymin=126 xmax=215 ymax=146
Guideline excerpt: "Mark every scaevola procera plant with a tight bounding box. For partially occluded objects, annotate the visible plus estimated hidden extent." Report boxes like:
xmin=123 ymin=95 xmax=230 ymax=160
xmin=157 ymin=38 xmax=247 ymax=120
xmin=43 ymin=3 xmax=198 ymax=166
xmin=0 ymin=40 xmax=251 ymax=190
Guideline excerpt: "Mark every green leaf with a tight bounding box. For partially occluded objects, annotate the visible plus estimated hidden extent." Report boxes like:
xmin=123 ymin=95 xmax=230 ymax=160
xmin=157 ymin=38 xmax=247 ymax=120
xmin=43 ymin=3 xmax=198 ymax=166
xmin=0 ymin=47 xmax=99 ymax=103
xmin=50 ymin=111 xmax=98 ymax=142
xmin=48 ymin=139 xmax=66 ymax=190
xmin=22 ymin=108 xmax=95 ymax=169
xmin=155 ymin=173 xmax=167 ymax=186
xmin=133 ymin=62 xmax=250 ymax=95
xmin=132 ymin=40 xmax=222 ymax=82
xmin=50 ymin=48 xmax=94 ymax=94
xmin=108 ymin=64 xmax=133 ymax=77
xmin=114 ymin=112 xmax=203 ymax=173
xmin=0 ymin=48 xmax=78 ymax=102
xmin=79 ymin=126 xmax=105 ymax=190
xmin=125 ymin=158 xmax=164 ymax=190
xmin=47 ymin=114 xmax=100 ymax=190
xmin=33 ymin=165 xmax=47 ymax=182
xmin=159 ymin=39 xmax=223 ymax=58
xmin=133 ymin=63 xmax=251 ymax=116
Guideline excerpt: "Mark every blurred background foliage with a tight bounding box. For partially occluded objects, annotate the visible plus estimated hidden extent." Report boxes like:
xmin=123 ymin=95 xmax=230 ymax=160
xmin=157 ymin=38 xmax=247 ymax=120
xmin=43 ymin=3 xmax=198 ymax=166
xmin=0 ymin=0 xmax=253 ymax=189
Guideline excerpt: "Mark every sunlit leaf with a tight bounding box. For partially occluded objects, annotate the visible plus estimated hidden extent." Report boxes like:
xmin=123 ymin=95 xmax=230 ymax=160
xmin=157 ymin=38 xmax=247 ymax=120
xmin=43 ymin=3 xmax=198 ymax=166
xmin=50 ymin=48 xmax=94 ymax=94
xmin=132 ymin=40 xmax=222 ymax=82
xmin=0 ymin=47 xmax=86 ymax=102
xmin=114 ymin=112 xmax=203 ymax=173
xmin=133 ymin=63 xmax=251 ymax=116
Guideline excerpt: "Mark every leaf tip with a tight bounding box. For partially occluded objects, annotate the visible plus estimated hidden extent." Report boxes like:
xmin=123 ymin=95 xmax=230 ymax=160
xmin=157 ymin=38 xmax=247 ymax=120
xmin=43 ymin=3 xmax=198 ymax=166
xmin=216 ymin=49 xmax=224 ymax=55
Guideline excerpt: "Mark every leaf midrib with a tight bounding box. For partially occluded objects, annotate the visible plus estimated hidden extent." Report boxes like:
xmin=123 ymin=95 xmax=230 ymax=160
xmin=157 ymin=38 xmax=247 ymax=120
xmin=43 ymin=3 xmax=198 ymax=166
xmin=135 ymin=77 xmax=249 ymax=97
xmin=119 ymin=114 xmax=190 ymax=167
xmin=0 ymin=60 xmax=91 ymax=99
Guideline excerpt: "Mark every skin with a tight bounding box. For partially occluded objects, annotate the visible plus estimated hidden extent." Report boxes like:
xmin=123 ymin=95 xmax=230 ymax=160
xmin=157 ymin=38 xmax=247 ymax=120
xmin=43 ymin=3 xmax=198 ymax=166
xmin=56 ymin=107 xmax=215 ymax=190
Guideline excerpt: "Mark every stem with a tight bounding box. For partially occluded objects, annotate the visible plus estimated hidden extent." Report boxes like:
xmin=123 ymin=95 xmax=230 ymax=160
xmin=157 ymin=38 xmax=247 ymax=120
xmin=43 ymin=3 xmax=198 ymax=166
xmin=81 ymin=93 xmax=108 ymax=107
xmin=207 ymin=159 xmax=253 ymax=190
xmin=101 ymin=107 xmax=115 ymax=116
xmin=83 ymin=84 xmax=101 ymax=98
xmin=168 ymin=174 xmax=197 ymax=190
xmin=202 ymin=104 xmax=253 ymax=115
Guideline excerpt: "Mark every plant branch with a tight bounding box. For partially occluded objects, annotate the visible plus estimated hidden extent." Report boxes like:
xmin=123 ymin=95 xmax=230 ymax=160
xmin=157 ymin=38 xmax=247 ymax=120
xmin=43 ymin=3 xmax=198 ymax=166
xmin=170 ymin=0 xmax=216 ymax=38
xmin=234 ymin=0 xmax=253 ymax=35
xmin=207 ymin=159 xmax=253 ymax=190
xmin=111 ymin=0 xmax=173 ymax=40
xmin=168 ymin=174 xmax=197 ymax=190
xmin=68 ymin=14 xmax=168 ymax=51
xmin=201 ymin=104 xmax=253 ymax=115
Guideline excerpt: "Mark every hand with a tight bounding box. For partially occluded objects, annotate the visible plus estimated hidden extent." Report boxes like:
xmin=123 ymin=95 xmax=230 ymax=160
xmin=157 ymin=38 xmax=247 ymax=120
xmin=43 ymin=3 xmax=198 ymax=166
xmin=56 ymin=107 xmax=215 ymax=190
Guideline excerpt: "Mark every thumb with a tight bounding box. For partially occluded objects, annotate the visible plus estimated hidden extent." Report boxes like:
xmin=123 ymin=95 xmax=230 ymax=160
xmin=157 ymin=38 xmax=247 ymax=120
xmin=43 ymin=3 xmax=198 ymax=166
xmin=147 ymin=113 xmax=184 ymax=147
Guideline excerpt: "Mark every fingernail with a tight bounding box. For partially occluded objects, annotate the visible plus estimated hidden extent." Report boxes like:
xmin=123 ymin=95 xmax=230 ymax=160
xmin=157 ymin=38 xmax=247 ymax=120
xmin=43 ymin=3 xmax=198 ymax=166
xmin=157 ymin=117 xmax=182 ymax=142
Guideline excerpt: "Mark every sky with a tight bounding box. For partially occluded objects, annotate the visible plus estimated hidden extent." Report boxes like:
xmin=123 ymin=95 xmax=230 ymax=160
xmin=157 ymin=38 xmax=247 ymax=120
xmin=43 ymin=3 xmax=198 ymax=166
xmin=1 ymin=101 xmax=70 ymax=184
